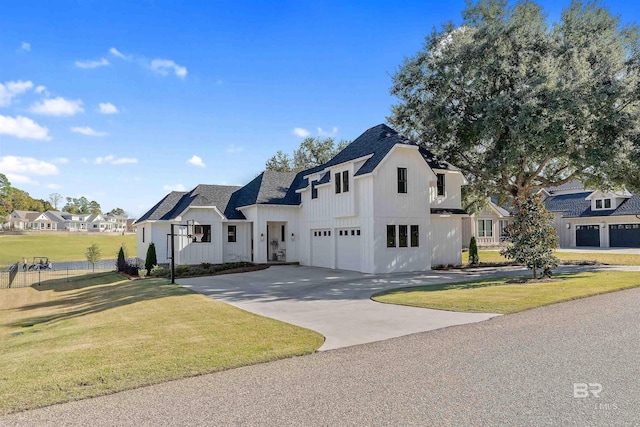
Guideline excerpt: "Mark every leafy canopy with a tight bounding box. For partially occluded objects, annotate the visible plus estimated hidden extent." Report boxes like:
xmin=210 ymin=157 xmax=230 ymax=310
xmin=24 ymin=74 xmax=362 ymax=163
xmin=390 ymin=0 xmax=640 ymax=202
xmin=265 ymin=137 xmax=350 ymax=172
xmin=501 ymin=194 xmax=559 ymax=278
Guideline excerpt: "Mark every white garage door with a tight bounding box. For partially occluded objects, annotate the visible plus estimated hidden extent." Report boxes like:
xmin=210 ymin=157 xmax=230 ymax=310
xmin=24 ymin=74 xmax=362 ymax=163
xmin=336 ymin=228 xmax=361 ymax=272
xmin=310 ymin=229 xmax=332 ymax=269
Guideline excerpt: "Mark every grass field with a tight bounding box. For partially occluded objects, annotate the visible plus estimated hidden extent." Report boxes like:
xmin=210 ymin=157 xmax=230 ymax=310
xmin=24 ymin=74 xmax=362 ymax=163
xmin=0 ymin=273 xmax=323 ymax=415
xmin=0 ymin=233 xmax=137 ymax=265
xmin=462 ymin=250 xmax=640 ymax=266
xmin=373 ymin=271 xmax=640 ymax=314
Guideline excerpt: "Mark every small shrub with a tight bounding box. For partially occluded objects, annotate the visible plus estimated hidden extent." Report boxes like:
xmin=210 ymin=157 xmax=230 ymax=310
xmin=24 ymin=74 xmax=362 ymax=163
xmin=145 ymin=243 xmax=158 ymax=273
xmin=201 ymin=262 xmax=212 ymax=269
xmin=176 ymin=265 xmax=190 ymax=275
xmin=116 ymin=247 xmax=126 ymax=272
xmin=150 ymin=265 xmax=169 ymax=277
xmin=468 ymin=236 xmax=479 ymax=265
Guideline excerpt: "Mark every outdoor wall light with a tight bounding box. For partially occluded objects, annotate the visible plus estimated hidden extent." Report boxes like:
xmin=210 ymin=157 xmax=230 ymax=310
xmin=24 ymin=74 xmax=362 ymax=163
xmin=566 ymin=223 xmax=571 ymax=229
xmin=260 ymin=233 xmax=264 ymax=241
xmin=291 ymin=233 xmax=295 ymax=241
xmin=601 ymin=222 xmax=606 ymax=229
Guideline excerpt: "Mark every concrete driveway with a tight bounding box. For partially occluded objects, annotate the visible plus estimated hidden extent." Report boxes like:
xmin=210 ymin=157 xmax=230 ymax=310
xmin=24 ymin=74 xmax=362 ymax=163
xmin=179 ymin=265 xmax=504 ymax=350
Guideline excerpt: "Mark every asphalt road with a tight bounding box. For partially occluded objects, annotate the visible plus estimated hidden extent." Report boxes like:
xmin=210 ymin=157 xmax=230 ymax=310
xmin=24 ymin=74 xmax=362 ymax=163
xmin=3 ymin=284 xmax=639 ymax=426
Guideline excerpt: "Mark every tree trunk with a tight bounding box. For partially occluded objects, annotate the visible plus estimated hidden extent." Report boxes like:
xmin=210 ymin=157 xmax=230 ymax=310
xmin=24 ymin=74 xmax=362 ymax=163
xmin=533 ymin=266 xmax=538 ymax=279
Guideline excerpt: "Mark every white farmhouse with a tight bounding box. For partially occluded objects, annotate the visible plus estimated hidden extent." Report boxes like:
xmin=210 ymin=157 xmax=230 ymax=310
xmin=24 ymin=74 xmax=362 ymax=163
xmin=135 ymin=124 xmax=468 ymax=273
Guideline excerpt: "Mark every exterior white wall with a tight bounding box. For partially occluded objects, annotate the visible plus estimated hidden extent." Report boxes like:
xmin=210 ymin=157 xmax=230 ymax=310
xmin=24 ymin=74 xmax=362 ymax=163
xmin=223 ymin=222 xmax=252 ymax=263
xmin=372 ymin=146 xmax=433 ymax=273
xmin=430 ymin=171 xmax=464 ymax=209
xmin=430 ymin=216 xmax=462 ymax=266
xmin=244 ymin=205 xmax=300 ymax=264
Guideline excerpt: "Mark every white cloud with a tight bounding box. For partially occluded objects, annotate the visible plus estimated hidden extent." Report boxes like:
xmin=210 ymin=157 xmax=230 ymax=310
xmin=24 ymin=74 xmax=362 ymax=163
xmin=164 ymin=184 xmax=186 ymax=192
xmin=71 ymin=126 xmax=108 ymax=137
xmin=34 ymin=85 xmax=47 ymax=94
xmin=187 ymin=155 xmax=205 ymax=167
xmin=30 ymin=97 xmax=84 ymax=116
xmin=150 ymin=59 xmax=187 ymax=78
xmin=293 ymin=127 xmax=310 ymax=137
xmin=109 ymin=47 xmax=127 ymax=59
xmin=0 ymin=156 xmax=59 ymax=185
xmin=94 ymin=155 xmax=138 ymax=165
xmin=20 ymin=42 xmax=31 ymax=52
xmin=52 ymin=157 xmax=69 ymax=164
xmin=98 ymin=102 xmax=119 ymax=114
xmin=46 ymin=183 xmax=62 ymax=190
xmin=75 ymin=58 xmax=110 ymax=69
xmin=317 ymin=126 xmax=339 ymax=137
xmin=226 ymin=144 xmax=243 ymax=154
xmin=0 ymin=114 xmax=50 ymax=140
xmin=0 ymin=80 xmax=34 ymax=107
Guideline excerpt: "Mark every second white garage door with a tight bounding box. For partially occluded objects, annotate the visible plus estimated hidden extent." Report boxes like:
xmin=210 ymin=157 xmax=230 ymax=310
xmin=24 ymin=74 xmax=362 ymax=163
xmin=336 ymin=228 xmax=361 ymax=272
xmin=310 ymin=229 xmax=332 ymax=269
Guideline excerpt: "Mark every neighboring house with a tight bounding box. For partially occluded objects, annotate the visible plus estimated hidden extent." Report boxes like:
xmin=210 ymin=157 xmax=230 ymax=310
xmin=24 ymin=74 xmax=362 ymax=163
xmin=5 ymin=210 xmax=41 ymax=230
xmin=462 ymin=198 xmax=512 ymax=247
xmin=104 ymin=214 xmax=128 ymax=232
xmin=543 ymin=182 xmax=640 ymax=248
xmin=135 ymin=124 xmax=468 ymax=273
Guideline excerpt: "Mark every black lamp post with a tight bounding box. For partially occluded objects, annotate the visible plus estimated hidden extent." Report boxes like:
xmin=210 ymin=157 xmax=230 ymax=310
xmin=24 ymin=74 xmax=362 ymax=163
xmin=169 ymin=220 xmax=194 ymax=284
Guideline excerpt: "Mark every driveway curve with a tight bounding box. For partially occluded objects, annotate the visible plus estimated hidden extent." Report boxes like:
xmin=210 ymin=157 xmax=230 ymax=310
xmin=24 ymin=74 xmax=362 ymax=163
xmin=179 ymin=265 xmax=506 ymax=350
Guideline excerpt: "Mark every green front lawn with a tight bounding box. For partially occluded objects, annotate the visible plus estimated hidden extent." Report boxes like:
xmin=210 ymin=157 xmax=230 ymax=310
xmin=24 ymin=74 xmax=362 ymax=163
xmin=373 ymin=271 xmax=640 ymax=314
xmin=462 ymin=250 xmax=640 ymax=266
xmin=0 ymin=234 xmax=137 ymax=265
xmin=0 ymin=273 xmax=323 ymax=415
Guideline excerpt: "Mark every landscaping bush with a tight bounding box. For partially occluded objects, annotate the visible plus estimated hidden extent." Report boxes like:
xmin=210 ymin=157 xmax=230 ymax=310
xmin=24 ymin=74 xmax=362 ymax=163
xmin=116 ymin=246 xmax=126 ymax=272
xmin=150 ymin=265 xmax=169 ymax=277
xmin=145 ymin=243 xmax=157 ymax=272
xmin=468 ymin=236 xmax=479 ymax=265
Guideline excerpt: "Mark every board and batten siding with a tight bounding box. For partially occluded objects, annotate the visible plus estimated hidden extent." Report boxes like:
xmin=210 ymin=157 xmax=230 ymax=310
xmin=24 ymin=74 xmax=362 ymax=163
xmin=430 ymin=171 xmax=464 ymax=210
xmin=372 ymin=145 xmax=433 ymax=273
xmin=430 ymin=216 xmax=462 ymax=266
xmin=223 ymin=222 xmax=252 ymax=263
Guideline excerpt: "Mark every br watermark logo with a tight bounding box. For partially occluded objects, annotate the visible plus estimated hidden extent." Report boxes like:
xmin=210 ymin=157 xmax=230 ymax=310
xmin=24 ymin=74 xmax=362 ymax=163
xmin=573 ymin=383 xmax=602 ymax=398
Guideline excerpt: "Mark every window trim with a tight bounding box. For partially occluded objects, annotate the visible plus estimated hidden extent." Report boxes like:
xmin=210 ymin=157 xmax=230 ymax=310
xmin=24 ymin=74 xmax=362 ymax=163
xmin=410 ymin=225 xmax=419 ymax=247
xmin=311 ymin=180 xmax=318 ymax=199
xmin=193 ymin=224 xmax=212 ymax=243
xmin=335 ymin=173 xmax=341 ymax=194
xmin=477 ymin=219 xmax=493 ymax=238
xmin=399 ymin=225 xmax=408 ymax=248
xmin=397 ymin=167 xmax=408 ymax=194
xmin=386 ymin=225 xmax=396 ymax=248
xmin=342 ymin=171 xmax=349 ymax=193
xmin=436 ymin=173 xmax=445 ymax=197
xmin=227 ymin=225 xmax=237 ymax=243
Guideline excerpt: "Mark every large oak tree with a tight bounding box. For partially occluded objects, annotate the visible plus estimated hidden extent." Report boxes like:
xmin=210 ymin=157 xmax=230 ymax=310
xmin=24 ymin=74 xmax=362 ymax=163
xmin=389 ymin=0 xmax=640 ymax=205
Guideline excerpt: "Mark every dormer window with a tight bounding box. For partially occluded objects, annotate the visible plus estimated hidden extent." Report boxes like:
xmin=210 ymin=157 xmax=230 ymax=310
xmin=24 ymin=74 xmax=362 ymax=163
xmin=595 ymin=198 xmax=612 ymax=210
xmin=311 ymin=180 xmax=318 ymax=199
xmin=335 ymin=171 xmax=349 ymax=193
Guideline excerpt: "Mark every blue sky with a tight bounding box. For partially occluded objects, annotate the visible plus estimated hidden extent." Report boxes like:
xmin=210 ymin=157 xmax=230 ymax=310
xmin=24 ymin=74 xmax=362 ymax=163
xmin=0 ymin=0 xmax=637 ymax=217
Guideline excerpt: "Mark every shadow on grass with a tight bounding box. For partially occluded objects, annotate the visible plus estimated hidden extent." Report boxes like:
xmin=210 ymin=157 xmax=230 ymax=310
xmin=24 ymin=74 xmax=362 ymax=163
xmin=9 ymin=273 xmax=191 ymax=328
xmin=372 ymin=271 xmax=587 ymax=298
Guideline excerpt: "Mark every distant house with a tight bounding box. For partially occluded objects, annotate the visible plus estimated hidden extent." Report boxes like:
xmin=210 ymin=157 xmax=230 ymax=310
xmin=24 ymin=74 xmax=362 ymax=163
xmin=463 ymin=182 xmax=640 ymax=249
xmin=4 ymin=210 xmax=129 ymax=232
xmin=462 ymin=198 xmax=512 ymax=247
xmin=543 ymin=182 xmax=640 ymax=248
xmin=135 ymin=124 xmax=469 ymax=273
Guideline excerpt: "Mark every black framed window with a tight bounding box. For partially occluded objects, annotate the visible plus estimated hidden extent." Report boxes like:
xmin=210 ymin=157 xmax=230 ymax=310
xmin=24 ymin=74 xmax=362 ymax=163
xmin=342 ymin=171 xmax=349 ymax=192
xmin=410 ymin=225 xmax=419 ymax=247
xmin=335 ymin=173 xmax=341 ymax=193
xmin=397 ymin=168 xmax=407 ymax=193
xmin=311 ymin=180 xmax=318 ymax=199
xmin=604 ymin=199 xmax=612 ymax=209
xmin=193 ymin=225 xmax=211 ymax=243
xmin=596 ymin=199 xmax=602 ymax=209
xmin=387 ymin=225 xmax=396 ymax=247
xmin=227 ymin=225 xmax=236 ymax=243
xmin=281 ymin=225 xmax=285 ymax=242
xmin=142 ymin=227 xmax=145 ymax=243
xmin=399 ymin=225 xmax=408 ymax=247
xmin=436 ymin=173 xmax=445 ymax=196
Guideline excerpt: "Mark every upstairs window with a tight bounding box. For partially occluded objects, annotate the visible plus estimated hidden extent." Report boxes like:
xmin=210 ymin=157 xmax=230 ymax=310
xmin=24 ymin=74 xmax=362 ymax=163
xmin=596 ymin=200 xmax=602 ymax=209
xmin=436 ymin=173 xmax=445 ymax=196
xmin=604 ymin=199 xmax=612 ymax=209
xmin=311 ymin=180 xmax=318 ymax=199
xmin=335 ymin=173 xmax=342 ymax=193
xmin=595 ymin=198 xmax=612 ymax=210
xmin=397 ymin=168 xmax=407 ymax=193
xmin=342 ymin=171 xmax=349 ymax=192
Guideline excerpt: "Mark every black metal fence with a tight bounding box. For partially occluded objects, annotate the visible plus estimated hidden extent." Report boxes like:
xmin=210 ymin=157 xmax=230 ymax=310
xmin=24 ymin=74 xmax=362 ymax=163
xmin=0 ymin=258 xmax=140 ymax=289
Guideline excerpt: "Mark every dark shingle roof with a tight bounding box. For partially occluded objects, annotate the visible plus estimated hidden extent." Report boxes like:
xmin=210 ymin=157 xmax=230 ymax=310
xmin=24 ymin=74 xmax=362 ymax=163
xmin=135 ymin=191 xmax=187 ymax=223
xmin=544 ymin=191 xmax=640 ymax=218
